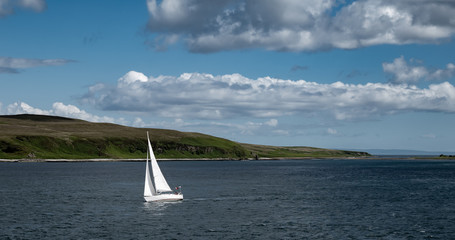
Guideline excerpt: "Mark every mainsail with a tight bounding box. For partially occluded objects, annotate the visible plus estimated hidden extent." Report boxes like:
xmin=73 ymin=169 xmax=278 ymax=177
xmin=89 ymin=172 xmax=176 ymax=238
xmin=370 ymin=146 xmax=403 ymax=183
xmin=147 ymin=132 xmax=172 ymax=193
xmin=144 ymin=148 xmax=155 ymax=196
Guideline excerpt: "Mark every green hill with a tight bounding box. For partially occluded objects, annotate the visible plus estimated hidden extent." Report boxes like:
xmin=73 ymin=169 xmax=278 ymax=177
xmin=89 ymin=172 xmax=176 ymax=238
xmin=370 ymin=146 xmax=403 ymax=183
xmin=0 ymin=114 xmax=369 ymax=160
xmin=241 ymin=143 xmax=370 ymax=159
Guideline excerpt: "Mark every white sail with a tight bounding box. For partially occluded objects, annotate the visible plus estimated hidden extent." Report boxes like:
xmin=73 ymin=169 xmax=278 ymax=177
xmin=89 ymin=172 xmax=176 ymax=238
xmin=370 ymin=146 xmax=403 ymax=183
xmin=147 ymin=132 xmax=172 ymax=193
xmin=144 ymin=132 xmax=183 ymax=202
xmin=144 ymin=148 xmax=155 ymax=196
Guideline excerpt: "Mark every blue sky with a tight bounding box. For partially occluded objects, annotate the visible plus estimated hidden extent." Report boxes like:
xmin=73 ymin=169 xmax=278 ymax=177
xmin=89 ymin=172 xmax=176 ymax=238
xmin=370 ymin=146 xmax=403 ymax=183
xmin=1 ymin=0 xmax=455 ymax=152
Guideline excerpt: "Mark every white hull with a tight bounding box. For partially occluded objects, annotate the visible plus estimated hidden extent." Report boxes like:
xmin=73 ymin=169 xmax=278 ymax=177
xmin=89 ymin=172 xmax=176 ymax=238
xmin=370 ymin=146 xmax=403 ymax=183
xmin=144 ymin=193 xmax=183 ymax=202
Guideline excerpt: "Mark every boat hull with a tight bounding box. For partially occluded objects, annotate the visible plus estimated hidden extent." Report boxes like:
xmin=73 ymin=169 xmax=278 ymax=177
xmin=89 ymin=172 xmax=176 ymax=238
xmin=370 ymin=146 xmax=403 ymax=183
xmin=144 ymin=194 xmax=183 ymax=202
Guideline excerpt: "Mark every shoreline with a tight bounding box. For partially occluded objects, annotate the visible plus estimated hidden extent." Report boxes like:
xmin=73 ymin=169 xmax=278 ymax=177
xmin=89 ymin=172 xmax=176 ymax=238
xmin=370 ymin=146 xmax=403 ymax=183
xmin=0 ymin=156 xmax=452 ymax=162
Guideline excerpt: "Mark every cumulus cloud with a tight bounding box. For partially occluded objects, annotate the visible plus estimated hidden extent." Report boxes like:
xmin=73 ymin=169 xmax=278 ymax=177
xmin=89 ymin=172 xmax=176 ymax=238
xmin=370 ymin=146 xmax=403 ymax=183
xmin=3 ymin=101 xmax=120 ymax=124
xmin=52 ymin=102 xmax=119 ymax=123
xmin=265 ymin=119 xmax=278 ymax=127
xmin=429 ymin=63 xmax=455 ymax=81
xmin=0 ymin=57 xmax=74 ymax=74
xmin=145 ymin=0 xmax=455 ymax=52
xmin=82 ymin=70 xmax=455 ymax=121
xmin=6 ymin=102 xmax=51 ymax=115
xmin=0 ymin=0 xmax=46 ymax=17
xmin=383 ymin=56 xmax=455 ymax=84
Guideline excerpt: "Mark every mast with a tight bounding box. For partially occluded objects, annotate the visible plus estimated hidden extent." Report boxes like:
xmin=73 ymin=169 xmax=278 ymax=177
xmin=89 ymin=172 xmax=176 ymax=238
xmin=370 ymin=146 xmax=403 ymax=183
xmin=144 ymin=145 xmax=155 ymax=196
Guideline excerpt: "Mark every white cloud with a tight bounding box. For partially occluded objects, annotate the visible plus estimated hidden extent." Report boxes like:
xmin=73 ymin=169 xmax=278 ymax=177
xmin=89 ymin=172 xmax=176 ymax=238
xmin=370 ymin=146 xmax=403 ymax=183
xmin=383 ymin=56 xmax=455 ymax=84
xmin=327 ymin=128 xmax=338 ymax=135
xmin=133 ymin=117 xmax=146 ymax=128
xmin=145 ymin=0 xmax=455 ymax=52
xmin=3 ymin=101 xmax=121 ymax=124
xmin=52 ymin=102 xmax=117 ymax=123
xmin=7 ymin=102 xmax=51 ymax=115
xmin=18 ymin=0 xmax=45 ymax=11
xmin=82 ymin=71 xmax=455 ymax=121
xmin=0 ymin=0 xmax=46 ymax=17
xmin=429 ymin=63 xmax=455 ymax=81
xmin=0 ymin=57 xmax=74 ymax=74
xmin=265 ymin=119 xmax=278 ymax=127
xmin=118 ymin=71 xmax=148 ymax=86
xmin=383 ymin=56 xmax=428 ymax=84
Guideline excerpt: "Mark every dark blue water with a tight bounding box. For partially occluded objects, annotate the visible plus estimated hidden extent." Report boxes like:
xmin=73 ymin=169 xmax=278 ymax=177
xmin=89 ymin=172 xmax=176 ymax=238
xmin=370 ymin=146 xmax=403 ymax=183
xmin=1 ymin=159 xmax=454 ymax=239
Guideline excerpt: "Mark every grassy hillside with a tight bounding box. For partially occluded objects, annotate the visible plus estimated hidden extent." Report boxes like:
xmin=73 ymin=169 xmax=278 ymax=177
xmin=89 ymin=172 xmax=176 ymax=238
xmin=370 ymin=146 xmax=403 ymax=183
xmin=0 ymin=114 xmax=247 ymax=159
xmin=241 ymin=143 xmax=369 ymax=159
xmin=0 ymin=114 xmax=369 ymax=160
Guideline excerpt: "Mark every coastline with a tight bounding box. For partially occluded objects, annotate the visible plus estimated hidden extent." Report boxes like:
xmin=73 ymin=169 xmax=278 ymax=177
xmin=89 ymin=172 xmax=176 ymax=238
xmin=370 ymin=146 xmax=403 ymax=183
xmin=1 ymin=156 xmax=451 ymax=162
xmin=0 ymin=157 xmax=367 ymax=162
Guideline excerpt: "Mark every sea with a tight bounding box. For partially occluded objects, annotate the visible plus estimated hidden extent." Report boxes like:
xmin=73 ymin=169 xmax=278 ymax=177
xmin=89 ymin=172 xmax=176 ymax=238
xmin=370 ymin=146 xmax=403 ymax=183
xmin=1 ymin=159 xmax=454 ymax=239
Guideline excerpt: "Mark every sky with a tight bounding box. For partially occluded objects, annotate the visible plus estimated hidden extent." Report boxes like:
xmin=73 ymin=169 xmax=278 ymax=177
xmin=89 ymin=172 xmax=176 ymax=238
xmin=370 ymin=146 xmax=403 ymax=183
xmin=1 ymin=0 xmax=455 ymax=152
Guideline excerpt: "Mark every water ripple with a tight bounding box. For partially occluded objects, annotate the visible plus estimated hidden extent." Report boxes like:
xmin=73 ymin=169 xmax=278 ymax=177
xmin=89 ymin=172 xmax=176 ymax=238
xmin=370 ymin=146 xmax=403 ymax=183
xmin=1 ymin=160 xmax=454 ymax=239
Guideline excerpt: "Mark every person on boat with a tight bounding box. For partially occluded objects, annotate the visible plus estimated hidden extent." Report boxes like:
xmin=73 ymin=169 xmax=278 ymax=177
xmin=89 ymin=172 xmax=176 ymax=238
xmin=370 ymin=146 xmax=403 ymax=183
xmin=174 ymin=186 xmax=182 ymax=195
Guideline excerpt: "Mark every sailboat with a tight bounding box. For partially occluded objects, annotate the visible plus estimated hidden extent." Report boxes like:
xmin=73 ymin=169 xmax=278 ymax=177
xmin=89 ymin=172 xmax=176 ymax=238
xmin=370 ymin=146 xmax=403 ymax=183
xmin=144 ymin=132 xmax=183 ymax=202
